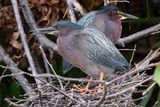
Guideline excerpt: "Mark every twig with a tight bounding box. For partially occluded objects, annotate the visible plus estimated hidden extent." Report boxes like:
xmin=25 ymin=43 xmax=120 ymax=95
xmin=129 ymin=44 xmax=136 ymax=64
xmin=72 ymin=0 xmax=85 ymax=15
xmin=104 ymin=0 xmax=129 ymax=5
xmin=20 ymin=0 xmax=57 ymax=52
xmin=109 ymin=0 xmax=129 ymax=3
xmin=93 ymin=85 xmax=107 ymax=107
xmin=0 ymin=54 xmax=159 ymax=87
xmin=65 ymin=0 xmax=77 ymax=22
xmin=0 ymin=65 xmax=8 ymax=82
xmin=142 ymin=82 xmax=156 ymax=96
xmin=0 ymin=72 xmax=24 ymax=79
xmin=11 ymin=0 xmax=43 ymax=90
xmin=39 ymin=46 xmax=64 ymax=90
xmin=4 ymin=98 xmax=24 ymax=107
xmin=0 ymin=46 xmax=35 ymax=97
xmin=0 ymin=64 xmax=83 ymax=104
xmin=28 ymin=74 xmax=82 ymax=104
xmin=0 ymin=64 xmax=105 ymax=84
xmin=48 ymin=84 xmax=81 ymax=104
xmin=1 ymin=58 xmax=159 ymax=88
xmin=106 ymin=49 xmax=160 ymax=86
xmin=39 ymin=46 xmax=52 ymax=83
xmin=118 ymin=23 xmax=160 ymax=45
xmin=106 ymin=76 xmax=153 ymax=99
xmin=118 ymin=48 xmax=136 ymax=51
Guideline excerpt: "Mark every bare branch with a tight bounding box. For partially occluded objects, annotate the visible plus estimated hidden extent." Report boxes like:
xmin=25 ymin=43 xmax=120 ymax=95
xmin=106 ymin=49 xmax=160 ymax=86
xmin=106 ymin=76 xmax=153 ymax=99
xmin=20 ymin=0 xmax=57 ymax=52
xmin=39 ymin=46 xmax=64 ymax=90
xmin=93 ymin=85 xmax=107 ymax=107
xmin=65 ymin=0 xmax=77 ymax=22
xmin=11 ymin=0 xmax=43 ymax=90
xmin=72 ymin=0 xmax=85 ymax=15
xmin=4 ymin=98 xmax=24 ymax=107
xmin=118 ymin=23 xmax=160 ymax=45
xmin=0 ymin=45 xmax=35 ymax=97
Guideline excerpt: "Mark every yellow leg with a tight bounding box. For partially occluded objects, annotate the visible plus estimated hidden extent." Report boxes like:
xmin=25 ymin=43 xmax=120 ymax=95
xmin=99 ymin=72 xmax=104 ymax=81
xmin=97 ymin=72 xmax=104 ymax=92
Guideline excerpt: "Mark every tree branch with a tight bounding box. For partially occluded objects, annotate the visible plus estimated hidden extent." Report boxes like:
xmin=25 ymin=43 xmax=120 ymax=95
xmin=11 ymin=0 xmax=43 ymax=90
xmin=0 ymin=45 xmax=35 ymax=97
xmin=72 ymin=0 xmax=85 ymax=15
xmin=118 ymin=23 xmax=160 ymax=45
xmin=65 ymin=0 xmax=77 ymax=22
xmin=20 ymin=0 xmax=57 ymax=52
xmin=106 ymin=76 xmax=153 ymax=99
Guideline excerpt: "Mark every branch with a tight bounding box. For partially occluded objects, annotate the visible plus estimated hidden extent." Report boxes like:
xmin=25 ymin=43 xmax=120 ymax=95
xmin=72 ymin=0 xmax=85 ymax=15
xmin=106 ymin=49 xmax=160 ymax=86
xmin=39 ymin=46 xmax=64 ymax=90
xmin=93 ymin=85 xmax=107 ymax=107
xmin=65 ymin=0 xmax=77 ymax=22
xmin=0 ymin=45 xmax=35 ymax=97
xmin=118 ymin=23 xmax=160 ymax=45
xmin=0 ymin=65 xmax=82 ymax=104
xmin=11 ymin=0 xmax=43 ymax=90
xmin=20 ymin=0 xmax=57 ymax=52
xmin=106 ymin=76 xmax=153 ymax=99
xmin=4 ymin=98 xmax=24 ymax=107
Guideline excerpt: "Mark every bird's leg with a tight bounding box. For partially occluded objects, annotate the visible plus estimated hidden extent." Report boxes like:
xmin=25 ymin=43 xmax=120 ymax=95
xmin=97 ymin=72 xmax=104 ymax=92
xmin=100 ymin=71 xmax=104 ymax=81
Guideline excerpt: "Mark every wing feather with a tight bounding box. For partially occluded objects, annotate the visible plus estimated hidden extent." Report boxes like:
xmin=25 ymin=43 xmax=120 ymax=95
xmin=77 ymin=11 xmax=97 ymax=27
xmin=80 ymin=27 xmax=129 ymax=69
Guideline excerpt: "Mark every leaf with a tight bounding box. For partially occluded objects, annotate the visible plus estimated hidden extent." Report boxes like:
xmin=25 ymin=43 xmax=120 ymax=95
xmin=140 ymin=82 xmax=155 ymax=107
xmin=154 ymin=89 xmax=160 ymax=107
xmin=153 ymin=64 xmax=160 ymax=86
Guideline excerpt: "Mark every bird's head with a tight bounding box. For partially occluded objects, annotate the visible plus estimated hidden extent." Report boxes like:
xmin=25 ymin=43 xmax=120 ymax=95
xmin=51 ymin=21 xmax=83 ymax=30
xmin=32 ymin=21 xmax=82 ymax=36
xmin=98 ymin=5 xmax=139 ymax=20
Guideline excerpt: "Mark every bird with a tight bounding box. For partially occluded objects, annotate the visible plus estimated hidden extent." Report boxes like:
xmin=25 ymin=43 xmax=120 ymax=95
xmin=63 ymin=5 xmax=138 ymax=74
xmin=33 ymin=21 xmax=130 ymax=80
xmin=77 ymin=5 xmax=139 ymax=44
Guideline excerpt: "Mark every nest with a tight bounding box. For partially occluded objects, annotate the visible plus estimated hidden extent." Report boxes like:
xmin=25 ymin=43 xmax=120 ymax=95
xmin=4 ymin=49 xmax=159 ymax=107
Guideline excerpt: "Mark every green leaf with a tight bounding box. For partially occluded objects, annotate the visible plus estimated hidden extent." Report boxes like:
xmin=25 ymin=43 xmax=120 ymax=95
xmin=154 ymin=64 xmax=160 ymax=86
xmin=140 ymin=81 xmax=155 ymax=107
xmin=154 ymin=89 xmax=160 ymax=107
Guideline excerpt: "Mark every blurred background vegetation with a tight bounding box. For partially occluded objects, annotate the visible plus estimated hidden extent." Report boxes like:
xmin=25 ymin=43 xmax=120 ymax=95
xmin=0 ymin=0 xmax=160 ymax=106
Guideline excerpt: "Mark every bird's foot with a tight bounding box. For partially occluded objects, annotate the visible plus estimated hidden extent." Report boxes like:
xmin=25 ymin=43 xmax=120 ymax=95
xmin=71 ymin=84 xmax=94 ymax=93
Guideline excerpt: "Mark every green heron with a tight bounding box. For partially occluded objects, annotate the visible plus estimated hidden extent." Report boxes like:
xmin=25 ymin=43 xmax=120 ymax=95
xmin=34 ymin=21 xmax=129 ymax=80
xmin=78 ymin=5 xmax=138 ymax=43
xmin=63 ymin=5 xmax=138 ymax=73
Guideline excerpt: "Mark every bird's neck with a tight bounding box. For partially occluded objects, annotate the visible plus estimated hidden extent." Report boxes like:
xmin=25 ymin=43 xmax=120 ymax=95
xmin=94 ymin=13 xmax=122 ymax=43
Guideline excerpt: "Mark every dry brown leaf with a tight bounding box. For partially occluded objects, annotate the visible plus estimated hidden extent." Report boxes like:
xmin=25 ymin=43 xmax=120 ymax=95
xmin=10 ymin=32 xmax=22 ymax=50
xmin=50 ymin=0 xmax=60 ymax=4
xmin=37 ymin=7 xmax=52 ymax=26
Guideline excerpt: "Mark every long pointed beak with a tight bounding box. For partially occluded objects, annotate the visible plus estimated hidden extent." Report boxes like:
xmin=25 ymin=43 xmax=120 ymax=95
xmin=31 ymin=27 xmax=59 ymax=35
xmin=118 ymin=11 xmax=139 ymax=20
